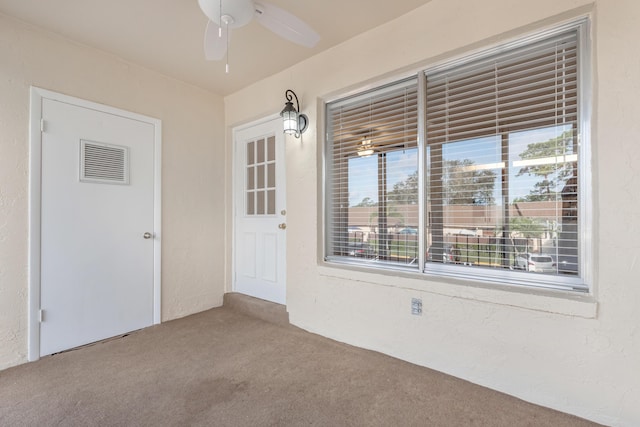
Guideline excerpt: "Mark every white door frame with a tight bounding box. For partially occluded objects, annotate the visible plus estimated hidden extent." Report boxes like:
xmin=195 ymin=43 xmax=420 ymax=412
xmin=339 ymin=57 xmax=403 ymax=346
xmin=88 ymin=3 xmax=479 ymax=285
xmin=28 ymin=87 xmax=162 ymax=361
xmin=231 ymin=114 xmax=285 ymax=302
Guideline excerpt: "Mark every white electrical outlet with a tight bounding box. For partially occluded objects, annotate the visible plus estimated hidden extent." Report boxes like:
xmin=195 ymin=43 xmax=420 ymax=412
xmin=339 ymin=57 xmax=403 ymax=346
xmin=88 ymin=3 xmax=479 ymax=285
xmin=411 ymin=298 xmax=422 ymax=315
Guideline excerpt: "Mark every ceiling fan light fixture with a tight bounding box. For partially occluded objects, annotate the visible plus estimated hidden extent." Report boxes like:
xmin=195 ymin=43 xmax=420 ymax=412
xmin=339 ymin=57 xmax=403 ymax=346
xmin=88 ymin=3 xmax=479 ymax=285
xmin=280 ymin=90 xmax=308 ymax=138
xmin=357 ymin=139 xmax=374 ymax=157
xmin=198 ymin=0 xmax=253 ymax=27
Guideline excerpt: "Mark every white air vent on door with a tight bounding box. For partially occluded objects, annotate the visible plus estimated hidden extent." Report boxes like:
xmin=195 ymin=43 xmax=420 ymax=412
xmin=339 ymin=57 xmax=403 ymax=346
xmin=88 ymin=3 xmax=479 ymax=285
xmin=80 ymin=140 xmax=129 ymax=185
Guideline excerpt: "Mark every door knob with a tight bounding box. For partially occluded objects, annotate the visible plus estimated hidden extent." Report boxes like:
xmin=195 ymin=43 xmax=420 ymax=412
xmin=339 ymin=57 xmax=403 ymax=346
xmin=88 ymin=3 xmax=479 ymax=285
xmin=278 ymin=223 xmax=287 ymax=230
xmin=143 ymin=232 xmax=153 ymax=239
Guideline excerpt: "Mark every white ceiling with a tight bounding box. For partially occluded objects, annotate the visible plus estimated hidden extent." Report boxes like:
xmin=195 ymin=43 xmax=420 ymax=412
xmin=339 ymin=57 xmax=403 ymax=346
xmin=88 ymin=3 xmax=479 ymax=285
xmin=0 ymin=0 xmax=433 ymax=96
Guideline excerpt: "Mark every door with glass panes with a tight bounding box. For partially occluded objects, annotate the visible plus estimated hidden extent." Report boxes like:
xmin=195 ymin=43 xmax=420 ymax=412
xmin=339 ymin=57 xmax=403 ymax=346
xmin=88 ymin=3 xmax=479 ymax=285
xmin=233 ymin=118 xmax=286 ymax=304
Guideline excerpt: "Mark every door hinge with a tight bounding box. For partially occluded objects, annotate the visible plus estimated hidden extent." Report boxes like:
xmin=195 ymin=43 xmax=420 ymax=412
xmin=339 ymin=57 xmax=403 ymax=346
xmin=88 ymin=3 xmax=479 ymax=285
xmin=39 ymin=309 xmax=45 ymax=322
xmin=40 ymin=118 xmax=45 ymax=133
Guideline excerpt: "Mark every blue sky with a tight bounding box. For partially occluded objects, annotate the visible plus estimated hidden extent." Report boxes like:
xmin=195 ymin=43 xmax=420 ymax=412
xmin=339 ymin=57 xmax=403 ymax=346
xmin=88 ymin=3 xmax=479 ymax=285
xmin=348 ymin=149 xmax=417 ymax=206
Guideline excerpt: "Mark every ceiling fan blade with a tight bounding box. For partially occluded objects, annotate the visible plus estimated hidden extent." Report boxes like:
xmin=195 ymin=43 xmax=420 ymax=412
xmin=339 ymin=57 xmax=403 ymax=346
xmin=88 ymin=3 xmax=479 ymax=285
xmin=204 ymin=20 xmax=229 ymax=61
xmin=254 ymin=2 xmax=320 ymax=48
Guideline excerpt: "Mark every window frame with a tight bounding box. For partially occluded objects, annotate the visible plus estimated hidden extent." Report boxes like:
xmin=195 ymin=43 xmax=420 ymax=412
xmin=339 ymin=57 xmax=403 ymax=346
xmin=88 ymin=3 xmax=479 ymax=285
xmin=322 ymin=18 xmax=592 ymax=293
xmin=325 ymin=78 xmax=421 ymax=270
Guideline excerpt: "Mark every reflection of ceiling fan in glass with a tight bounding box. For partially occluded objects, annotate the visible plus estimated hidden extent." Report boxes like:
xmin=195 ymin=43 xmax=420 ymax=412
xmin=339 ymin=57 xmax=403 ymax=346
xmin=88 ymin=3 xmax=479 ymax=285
xmin=198 ymin=0 xmax=321 ymax=72
xmin=357 ymin=139 xmax=374 ymax=157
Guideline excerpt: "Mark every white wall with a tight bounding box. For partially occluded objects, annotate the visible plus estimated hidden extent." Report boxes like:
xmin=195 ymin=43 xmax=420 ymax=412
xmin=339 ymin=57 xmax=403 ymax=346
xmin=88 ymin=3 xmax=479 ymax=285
xmin=0 ymin=14 xmax=227 ymax=369
xmin=225 ymin=0 xmax=640 ymax=425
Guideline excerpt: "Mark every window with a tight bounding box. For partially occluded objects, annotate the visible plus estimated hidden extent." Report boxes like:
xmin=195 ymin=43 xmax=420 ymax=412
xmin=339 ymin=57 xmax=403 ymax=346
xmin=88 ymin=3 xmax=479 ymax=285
xmin=325 ymin=20 xmax=590 ymax=292
xmin=326 ymin=79 xmax=419 ymax=268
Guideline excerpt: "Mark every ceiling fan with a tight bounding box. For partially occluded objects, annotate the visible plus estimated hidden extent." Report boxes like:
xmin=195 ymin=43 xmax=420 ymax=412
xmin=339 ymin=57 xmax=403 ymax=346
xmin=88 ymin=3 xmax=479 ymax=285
xmin=197 ymin=0 xmax=321 ymax=72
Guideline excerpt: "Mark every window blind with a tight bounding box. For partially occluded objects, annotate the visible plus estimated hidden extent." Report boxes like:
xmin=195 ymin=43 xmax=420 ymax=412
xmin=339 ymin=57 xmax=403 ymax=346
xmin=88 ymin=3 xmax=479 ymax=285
xmin=426 ymin=31 xmax=577 ymax=143
xmin=326 ymin=78 xmax=419 ymax=266
xmin=425 ymin=28 xmax=580 ymax=279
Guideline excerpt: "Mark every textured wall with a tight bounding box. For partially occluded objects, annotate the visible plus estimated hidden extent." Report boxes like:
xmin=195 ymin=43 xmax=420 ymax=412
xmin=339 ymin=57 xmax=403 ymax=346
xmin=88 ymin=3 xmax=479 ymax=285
xmin=0 ymin=15 xmax=226 ymax=369
xmin=225 ymin=0 xmax=640 ymax=425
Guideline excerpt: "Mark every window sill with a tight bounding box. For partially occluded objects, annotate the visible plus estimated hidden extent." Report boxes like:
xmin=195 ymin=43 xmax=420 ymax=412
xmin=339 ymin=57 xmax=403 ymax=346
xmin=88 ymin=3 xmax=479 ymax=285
xmin=317 ymin=262 xmax=597 ymax=319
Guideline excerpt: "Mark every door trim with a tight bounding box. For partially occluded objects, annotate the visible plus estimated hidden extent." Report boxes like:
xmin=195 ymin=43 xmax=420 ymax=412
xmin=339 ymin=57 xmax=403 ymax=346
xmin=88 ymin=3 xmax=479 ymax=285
xmin=28 ymin=87 xmax=162 ymax=361
xmin=231 ymin=114 xmax=284 ymax=302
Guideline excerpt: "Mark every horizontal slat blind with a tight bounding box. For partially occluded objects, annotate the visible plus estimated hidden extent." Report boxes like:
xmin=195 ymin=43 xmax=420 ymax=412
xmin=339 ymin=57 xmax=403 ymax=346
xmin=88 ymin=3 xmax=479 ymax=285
xmin=427 ymin=31 xmax=577 ymax=143
xmin=329 ymin=79 xmax=419 ymax=157
xmin=327 ymin=78 xmax=419 ymax=266
xmin=425 ymin=28 xmax=580 ymax=278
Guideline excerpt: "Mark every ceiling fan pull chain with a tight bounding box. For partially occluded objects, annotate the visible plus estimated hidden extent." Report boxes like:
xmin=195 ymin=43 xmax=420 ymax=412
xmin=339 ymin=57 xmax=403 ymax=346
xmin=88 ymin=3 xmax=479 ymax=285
xmin=225 ymin=19 xmax=230 ymax=73
xmin=218 ymin=0 xmax=222 ymax=37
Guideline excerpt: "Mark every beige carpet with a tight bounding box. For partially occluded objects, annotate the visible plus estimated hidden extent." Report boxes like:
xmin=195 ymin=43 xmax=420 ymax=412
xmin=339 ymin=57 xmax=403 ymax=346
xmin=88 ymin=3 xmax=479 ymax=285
xmin=0 ymin=298 xmax=601 ymax=426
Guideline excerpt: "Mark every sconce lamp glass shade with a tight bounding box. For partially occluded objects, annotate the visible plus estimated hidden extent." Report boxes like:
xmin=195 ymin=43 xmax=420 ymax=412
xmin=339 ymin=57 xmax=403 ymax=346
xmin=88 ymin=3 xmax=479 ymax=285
xmin=281 ymin=101 xmax=298 ymax=134
xmin=280 ymin=90 xmax=308 ymax=138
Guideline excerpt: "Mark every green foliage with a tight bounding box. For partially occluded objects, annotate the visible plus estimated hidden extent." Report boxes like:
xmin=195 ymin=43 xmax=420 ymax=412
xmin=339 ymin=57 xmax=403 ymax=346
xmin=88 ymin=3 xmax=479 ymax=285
xmin=385 ymin=160 xmax=497 ymax=206
xmin=443 ymin=159 xmax=497 ymax=205
xmin=388 ymin=171 xmax=418 ymax=205
xmin=354 ymin=196 xmax=377 ymax=207
xmin=516 ymin=130 xmax=576 ymax=201
xmin=509 ymin=216 xmax=546 ymax=238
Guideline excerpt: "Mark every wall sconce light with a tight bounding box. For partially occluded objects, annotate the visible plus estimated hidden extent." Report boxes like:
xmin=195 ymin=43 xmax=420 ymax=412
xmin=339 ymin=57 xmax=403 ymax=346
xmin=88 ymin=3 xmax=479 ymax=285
xmin=357 ymin=139 xmax=374 ymax=157
xmin=280 ymin=89 xmax=308 ymax=138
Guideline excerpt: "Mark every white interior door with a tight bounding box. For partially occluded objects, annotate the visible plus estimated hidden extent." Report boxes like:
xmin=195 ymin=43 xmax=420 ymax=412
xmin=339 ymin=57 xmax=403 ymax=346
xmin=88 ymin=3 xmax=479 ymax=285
xmin=39 ymin=98 xmax=156 ymax=356
xmin=234 ymin=118 xmax=286 ymax=304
